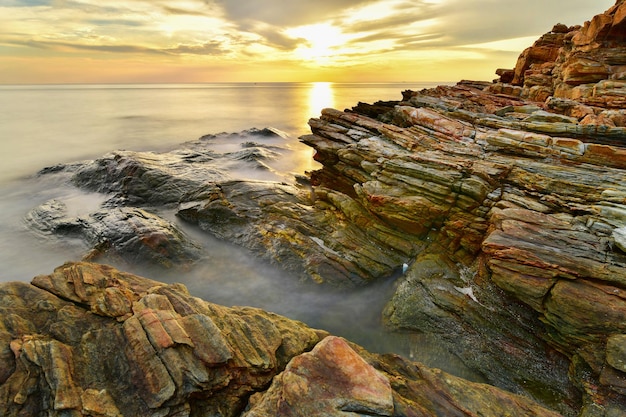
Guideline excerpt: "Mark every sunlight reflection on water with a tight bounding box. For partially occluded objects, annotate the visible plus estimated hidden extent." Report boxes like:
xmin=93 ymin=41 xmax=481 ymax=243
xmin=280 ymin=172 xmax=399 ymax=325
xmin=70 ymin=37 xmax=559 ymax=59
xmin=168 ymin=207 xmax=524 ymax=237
xmin=308 ymin=82 xmax=335 ymax=116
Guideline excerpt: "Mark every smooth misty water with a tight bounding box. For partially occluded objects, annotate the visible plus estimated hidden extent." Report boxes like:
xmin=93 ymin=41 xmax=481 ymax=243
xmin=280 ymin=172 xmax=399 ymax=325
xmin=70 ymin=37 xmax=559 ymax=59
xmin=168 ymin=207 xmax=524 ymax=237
xmin=0 ymin=82 xmax=478 ymax=378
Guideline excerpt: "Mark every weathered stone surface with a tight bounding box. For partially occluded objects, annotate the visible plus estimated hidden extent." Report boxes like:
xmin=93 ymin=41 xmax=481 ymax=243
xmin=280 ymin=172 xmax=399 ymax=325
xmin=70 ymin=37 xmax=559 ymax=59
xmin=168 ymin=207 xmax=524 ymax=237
xmin=498 ymin=0 xmax=626 ymax=112
xmin=16 ymin=2 xmax=626 ymax=415
xmin=244 ymin=336 xmax=394 ymax=417
xmin=607 ymin=335 xmax=626 ymax=373
xmin=0 ymin=262 xmax=325 ymax=417
xmin=297 ymin=10 xmax=626 ymax=408
xmin=27 ymin=128 xmax=296 ymax=269
xmin=0 ymin=262 xmax=564 ymax=417
xmin=69 ymin=127 xmax=288 ymax=205
xmin=615 ymin=226 xmax=626 ymax=252
xmin=26 ymin=202 xmax=203 ymax=269
xmin=366 ymin=350 xmax=564 ymax=417
xmin=383 ymin=253 xmax=576 ymax=412
xmin=176 ymin=179 xmax=417 ymax=286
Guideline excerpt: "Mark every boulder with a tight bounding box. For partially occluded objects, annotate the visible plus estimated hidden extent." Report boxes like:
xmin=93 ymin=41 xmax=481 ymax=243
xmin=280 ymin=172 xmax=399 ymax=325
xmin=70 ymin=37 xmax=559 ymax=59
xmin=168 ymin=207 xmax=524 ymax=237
xmin=243 ymin=336 xmax=394 ymax=417
xmin=0 ymin=262 xmax=563 ymax=417
xmin=25 ymin=200 xmax=203 ymax=269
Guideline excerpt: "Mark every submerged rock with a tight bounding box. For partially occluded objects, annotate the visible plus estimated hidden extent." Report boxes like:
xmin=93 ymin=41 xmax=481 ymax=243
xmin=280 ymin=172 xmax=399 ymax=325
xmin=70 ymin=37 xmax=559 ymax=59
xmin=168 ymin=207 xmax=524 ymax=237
xmin=26 ymin=200 xmax=202 ymax=269
xmin=0 ymin=262 xmax=562 ymax=417
xmin=28 ymin=128 xmax=295 ymax=269
xmin=70 ymin=127 xmax=291 ymax=206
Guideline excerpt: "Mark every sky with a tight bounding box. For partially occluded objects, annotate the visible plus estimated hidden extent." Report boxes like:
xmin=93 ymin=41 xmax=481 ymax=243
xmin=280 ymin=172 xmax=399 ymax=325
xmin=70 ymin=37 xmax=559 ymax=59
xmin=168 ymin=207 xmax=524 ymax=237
xmin=0 ymin=0 xmax=617 ymax=84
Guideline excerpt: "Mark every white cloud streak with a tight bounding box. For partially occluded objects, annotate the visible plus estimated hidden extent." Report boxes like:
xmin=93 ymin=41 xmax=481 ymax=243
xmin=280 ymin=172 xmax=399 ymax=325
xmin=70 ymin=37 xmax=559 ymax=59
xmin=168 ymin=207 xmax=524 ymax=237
xmin=0 ymin=0 xmax=618 ymax=82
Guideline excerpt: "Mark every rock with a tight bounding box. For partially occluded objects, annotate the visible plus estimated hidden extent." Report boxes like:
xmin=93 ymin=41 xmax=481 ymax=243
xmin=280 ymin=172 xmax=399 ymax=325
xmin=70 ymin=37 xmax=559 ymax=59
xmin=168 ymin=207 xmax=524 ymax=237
xmin=607 ymin=335 xmax=626 ymax=373
xmin=383 ymin=254 xmax=576 ymax=410
xmin=496 ymin=68 xmax=515 ymax=84
xmin=523 ymin=110 xmax=579 ymax=124
xmin=545 ymin=97 xmax=596 ymax=120
xmin=243 ymin=336 xmax=394 ymax=417
xmin=615 ymin=227 xmax=626 ymax=252
xmin=71 ymin=149 xmax=227 ymax=205
xmin=26 ymin=128 xmax=298 ymax=269
xmin=561 ymin=58 xmax=611 ymax=86
xmin=299 ymin=39 xmax=626 ymax=411
xmin=69 ymin=128 xmax=290 ymax=206
xmin=498 ymin=0 xmax=626 ymax=112
xmin=511 ymin=31 xmax=569 ymax=86
xmin=0 ymin=262 xmax=563 ymax=417
xmin=0 ymin=262 xmax=325 ymax=417
xmin=176 ymin=179 xmax=416 ymax=286
xmin=18 ymin=2 xmax=626 ymax=415
xmin=26 ymin=202 xmax=203 ymax=269
xmin=368 ymin=351 xmax=564 ymax=417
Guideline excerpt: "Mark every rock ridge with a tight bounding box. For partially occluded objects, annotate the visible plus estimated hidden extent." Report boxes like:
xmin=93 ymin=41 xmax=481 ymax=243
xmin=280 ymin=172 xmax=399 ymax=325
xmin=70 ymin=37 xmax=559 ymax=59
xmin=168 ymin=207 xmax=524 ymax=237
xmin=14 ymin=1 xmax=626 ymax=415
xmin=0 ymin=262 xmax=562 ymax=417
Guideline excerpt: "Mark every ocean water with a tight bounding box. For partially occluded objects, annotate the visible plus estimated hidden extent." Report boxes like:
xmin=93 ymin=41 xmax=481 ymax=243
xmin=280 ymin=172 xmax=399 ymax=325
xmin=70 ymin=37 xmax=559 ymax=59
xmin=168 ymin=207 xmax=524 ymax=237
xmin=0 ymin=82 xmax=477 ymax=378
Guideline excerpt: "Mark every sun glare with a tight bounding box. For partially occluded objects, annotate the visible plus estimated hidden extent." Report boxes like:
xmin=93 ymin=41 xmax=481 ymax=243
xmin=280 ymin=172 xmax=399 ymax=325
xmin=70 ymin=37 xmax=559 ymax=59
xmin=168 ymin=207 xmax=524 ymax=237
xmin=287 ymin=24 xmax=346 ymax=62
xmin=308 ymin=82 xmax=335 ymax=116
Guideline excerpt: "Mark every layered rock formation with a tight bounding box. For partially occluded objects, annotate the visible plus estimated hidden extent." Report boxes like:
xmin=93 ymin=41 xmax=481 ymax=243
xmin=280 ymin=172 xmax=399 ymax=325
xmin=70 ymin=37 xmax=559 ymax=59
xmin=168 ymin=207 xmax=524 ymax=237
xmin=0 ymin=262 xmax=562 ymax=417
xmin=18 ymin=1 xmax=626 ymax=415
xmin=494 ymin=0 xmax=626 ymax=108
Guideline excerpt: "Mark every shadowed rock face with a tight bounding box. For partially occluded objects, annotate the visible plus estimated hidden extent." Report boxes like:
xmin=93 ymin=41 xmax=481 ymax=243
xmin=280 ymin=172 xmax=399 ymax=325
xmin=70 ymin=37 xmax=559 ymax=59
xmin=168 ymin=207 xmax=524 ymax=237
xmin=0 ymin=262 xmax=563 ymax=417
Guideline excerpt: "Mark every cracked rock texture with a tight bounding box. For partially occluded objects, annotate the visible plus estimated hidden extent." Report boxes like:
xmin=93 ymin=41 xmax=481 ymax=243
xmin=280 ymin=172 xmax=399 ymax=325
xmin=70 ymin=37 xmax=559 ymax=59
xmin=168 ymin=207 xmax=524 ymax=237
xmin=17 ymin=1 xmax=626 ymax=415
xmin=0 ymin=262 xmax=562 ymax=417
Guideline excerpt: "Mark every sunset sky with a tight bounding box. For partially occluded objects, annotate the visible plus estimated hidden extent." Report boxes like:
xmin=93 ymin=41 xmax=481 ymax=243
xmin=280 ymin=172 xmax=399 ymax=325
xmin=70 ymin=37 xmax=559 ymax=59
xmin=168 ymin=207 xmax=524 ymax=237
xmin=0 ymin=0 xmax=617 ymax=84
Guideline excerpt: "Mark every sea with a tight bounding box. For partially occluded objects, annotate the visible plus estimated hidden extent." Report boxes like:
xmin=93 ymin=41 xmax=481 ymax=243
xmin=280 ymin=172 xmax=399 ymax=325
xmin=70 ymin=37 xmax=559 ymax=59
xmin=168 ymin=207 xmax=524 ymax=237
xmin=0 ymin=82 xmax=479 ymax=378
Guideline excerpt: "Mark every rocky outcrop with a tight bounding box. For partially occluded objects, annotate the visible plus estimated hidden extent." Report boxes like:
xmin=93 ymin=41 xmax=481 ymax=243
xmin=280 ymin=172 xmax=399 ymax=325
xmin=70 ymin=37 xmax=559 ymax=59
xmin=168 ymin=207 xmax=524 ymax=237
xmin=297 ymin=81 xmax=626 ymax=413
xmin=29 ymin=128 xmax=297 ymax=270
xmin=70 ymin=127 xmax=289 ymax=206
xmin=0 ymin=262 xmax=562 ymax=417
xmin=20 ymin=2 xmax=626 ymax=415
xmin=26 ymin=200 xmax=203 ymax=268
xmin=494 ymin=0 xmax=626 ymax=108
xmin=176 ymin=179 xmax=415 ymax=285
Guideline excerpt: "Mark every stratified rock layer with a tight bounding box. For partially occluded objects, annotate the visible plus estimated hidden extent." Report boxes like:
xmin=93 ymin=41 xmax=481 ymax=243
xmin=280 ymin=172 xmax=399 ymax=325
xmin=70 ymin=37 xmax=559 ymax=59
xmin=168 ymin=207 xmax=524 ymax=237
xmin=0 ymin=262 xmax=562 ymax=417
xmin=18 ymin=1 xmax=626 ymax=415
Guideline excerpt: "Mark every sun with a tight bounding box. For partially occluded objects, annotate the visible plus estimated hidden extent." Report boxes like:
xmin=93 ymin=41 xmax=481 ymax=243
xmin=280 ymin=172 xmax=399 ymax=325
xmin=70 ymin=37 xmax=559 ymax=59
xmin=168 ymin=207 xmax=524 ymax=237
xmin=286 ymin=23 xmax=346 ymax=63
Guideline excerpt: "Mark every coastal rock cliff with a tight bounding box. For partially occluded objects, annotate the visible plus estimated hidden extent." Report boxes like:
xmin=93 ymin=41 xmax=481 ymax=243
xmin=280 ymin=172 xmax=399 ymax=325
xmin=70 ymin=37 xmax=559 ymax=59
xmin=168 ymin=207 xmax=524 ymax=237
xmin=0 ymin=262 xmax=561 ymax=417
xmin=18 ymin=1 xmax=626 ymax=415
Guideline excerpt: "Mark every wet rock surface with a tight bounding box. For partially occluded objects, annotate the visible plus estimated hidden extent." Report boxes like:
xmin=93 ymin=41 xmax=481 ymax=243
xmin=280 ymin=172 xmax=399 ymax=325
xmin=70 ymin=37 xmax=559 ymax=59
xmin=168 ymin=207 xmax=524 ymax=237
xmin=17 ymin=1 xmax=626 ymax=415
xmin=26 ymin=200 xmax=203 ymax=268
xmin=0 ymin=262 xmax=562 ymax=417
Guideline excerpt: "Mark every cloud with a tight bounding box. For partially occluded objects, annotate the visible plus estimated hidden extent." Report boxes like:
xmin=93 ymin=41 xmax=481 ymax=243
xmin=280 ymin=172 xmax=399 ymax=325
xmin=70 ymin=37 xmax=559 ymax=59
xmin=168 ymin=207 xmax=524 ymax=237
xmin=161 ymin=5 xmax=210 ymax=16
xmin=321 ymin=0 xmax=617 ymax=60
xmin=165 ymin=40 xmax=227 ymax=55
xmin=0 ymin=0 xmax=619 ymax=83
xmin=6 ymin=38 xmax=169 ymax=55
xmin=1 ymin=0 xmax=50 ymax=5
xmin=213 ymin=0 xmax=378 ymax=27
xmin=86 ymin=19 xmax=146 ymax=27
xmin=424 ymin=0 xmax=617 ymax=46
